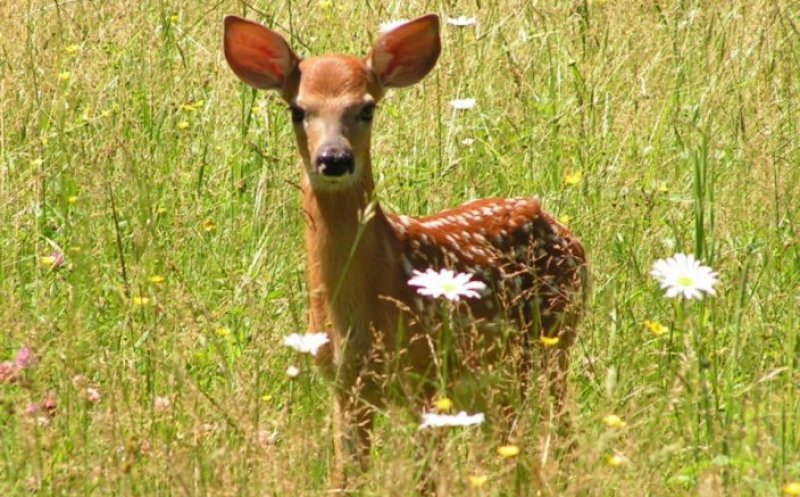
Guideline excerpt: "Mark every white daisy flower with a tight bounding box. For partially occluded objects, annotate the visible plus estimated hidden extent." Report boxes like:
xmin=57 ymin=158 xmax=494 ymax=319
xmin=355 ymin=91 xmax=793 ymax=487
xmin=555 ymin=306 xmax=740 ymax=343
xmin=650 ymin=253 xmax=719 ymax=300
xmin=420 ymin=411 xmax=485 ymax=429
xmin=408 ymin=268 xmax=486 ymax=301
xmin=379 ymin=19 xmax=409 ymax=33
xmin=446 ymin=16 xmax=477 ymax=27
xmin=283 ymin=332 xmax=330 ymax=356
xmin=449 ymin=98 xmax=476 ymax=110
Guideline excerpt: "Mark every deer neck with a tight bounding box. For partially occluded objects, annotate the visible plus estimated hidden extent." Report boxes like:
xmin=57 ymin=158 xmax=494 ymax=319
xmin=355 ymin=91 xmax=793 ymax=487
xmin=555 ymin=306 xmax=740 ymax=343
xmin=301 ymin=166 xmax=400 ymax=321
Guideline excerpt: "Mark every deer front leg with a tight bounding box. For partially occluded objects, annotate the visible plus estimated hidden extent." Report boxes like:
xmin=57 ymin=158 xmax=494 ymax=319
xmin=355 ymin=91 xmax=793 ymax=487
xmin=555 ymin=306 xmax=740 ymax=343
xmin=330 ymin=389 xmax=375 ymax=492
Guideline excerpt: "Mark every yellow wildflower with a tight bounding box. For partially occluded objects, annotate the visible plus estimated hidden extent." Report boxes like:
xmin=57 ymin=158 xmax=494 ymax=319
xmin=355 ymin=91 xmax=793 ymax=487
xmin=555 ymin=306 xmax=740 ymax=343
xmin=148 ymin=275 xmax=165 ymax=284
xmin=540 ymin=335 xmax=560 ymax=347
xmin=215 ymin=327 xmax=232 ymax=337
xmin=602 ymin=414 xmax=626 ymax=429
xmin=318 ymin=0 xmax=333 ymax=9
xmin=170 ymin=15 xmax=179 ymax=23
xmin=783 ymin=482 xmax=800 ymax=495
xmin=203 ymin=218 xmax=216 ymax=232
xmin=176 ymin=121 xmax=190 ymax=130
xmin=433 ymin=397 xmax=453 ymax=412
xmin=564 ymin=170 xmax=583 ymax=186
xmin=497 ymin=445 xmax=520 ymax=458
xmin=558 ymin=215 xmax=571 ymax=226
xmin=607 ymin=453 xmax=627 ymax=467
xmin=40 ymin=256 xmax=56 ymax=267
xmin=183 ymin=100 xmax=204 ymax=112
xmin=133 ymin=296 xmax=151 ymax=307
xmin=643 ymin=320 xmax=668 ymax=337
xmin=467 ymin=474 xmax=488 ymax=487
xmin=67 ymin=195 xmax=79 ymax=204
xmin=64 ymin=44 xmax=81 ymax=55
xmin=656 ymin=182 xmax=669 ymax=193
xmin=58 ymin=71 xmax=71 ymax=82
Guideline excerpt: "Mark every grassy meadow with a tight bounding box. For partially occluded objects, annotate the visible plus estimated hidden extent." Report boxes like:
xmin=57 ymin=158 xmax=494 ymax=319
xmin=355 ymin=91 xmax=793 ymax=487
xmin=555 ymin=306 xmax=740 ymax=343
xmin=2 ymin=0 xmax=800 ymax=495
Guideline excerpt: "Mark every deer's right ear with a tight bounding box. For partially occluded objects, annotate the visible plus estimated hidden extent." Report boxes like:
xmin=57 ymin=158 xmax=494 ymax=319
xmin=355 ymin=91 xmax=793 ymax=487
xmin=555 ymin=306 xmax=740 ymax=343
xmin=223 ymin=16 xmax=299 ymax=90
xmin=367 ymin=14 xmax=441 ymax=89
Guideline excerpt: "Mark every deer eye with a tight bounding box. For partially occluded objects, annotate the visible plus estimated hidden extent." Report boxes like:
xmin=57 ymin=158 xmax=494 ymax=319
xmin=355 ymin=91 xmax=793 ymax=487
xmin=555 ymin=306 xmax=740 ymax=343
xmin=358 ymin=102 xmax=376 ymax=122
xmin=289 ymin=105 xmax=306 ymax=123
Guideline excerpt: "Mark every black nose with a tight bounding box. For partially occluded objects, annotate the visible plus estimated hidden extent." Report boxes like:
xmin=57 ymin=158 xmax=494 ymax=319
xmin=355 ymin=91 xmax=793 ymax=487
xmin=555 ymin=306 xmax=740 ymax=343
xmin=315 ymin=149 xmax=354 ymax=177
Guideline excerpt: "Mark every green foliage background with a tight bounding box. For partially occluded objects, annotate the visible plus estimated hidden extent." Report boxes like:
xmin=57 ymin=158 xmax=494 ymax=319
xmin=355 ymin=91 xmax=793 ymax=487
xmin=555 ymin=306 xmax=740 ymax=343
xmin=1 ymin=0 xmax=799 ymax=495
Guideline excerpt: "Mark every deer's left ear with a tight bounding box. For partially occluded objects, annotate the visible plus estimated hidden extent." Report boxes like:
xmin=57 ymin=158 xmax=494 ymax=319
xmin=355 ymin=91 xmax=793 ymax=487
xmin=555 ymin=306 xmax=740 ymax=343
xmin=223 ymin=16 xmax=299 ymax=90
xmin=367 ymin=15 xmax=441 ymax=89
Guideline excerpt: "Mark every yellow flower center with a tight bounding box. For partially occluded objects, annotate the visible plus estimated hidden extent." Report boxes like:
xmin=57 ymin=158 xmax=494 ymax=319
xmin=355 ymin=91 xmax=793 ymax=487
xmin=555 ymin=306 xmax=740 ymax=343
xmin=441 ymin=281 xmax=458 ymax=292
xmin=676 ymin=275 xmax=694 ymax=287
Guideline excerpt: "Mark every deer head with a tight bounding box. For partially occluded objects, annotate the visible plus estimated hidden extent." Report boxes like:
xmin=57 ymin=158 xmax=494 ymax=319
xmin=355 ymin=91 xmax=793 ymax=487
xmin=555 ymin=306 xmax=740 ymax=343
xmin=223 ymin=15 xmax=441 ymax=191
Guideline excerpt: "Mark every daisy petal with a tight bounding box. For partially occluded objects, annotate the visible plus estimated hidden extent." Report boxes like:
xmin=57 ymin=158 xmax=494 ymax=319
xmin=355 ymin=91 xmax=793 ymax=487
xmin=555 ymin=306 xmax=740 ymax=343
xmin=650 ymin=253 xmax=718 ymax=300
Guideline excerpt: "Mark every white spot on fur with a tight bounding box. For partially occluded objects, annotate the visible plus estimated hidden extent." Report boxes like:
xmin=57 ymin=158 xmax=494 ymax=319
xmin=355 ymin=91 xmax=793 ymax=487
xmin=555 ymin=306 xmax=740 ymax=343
xmin=397 ymin=215 xmax=412 ymax=227
xmin=422 ymin=219 xmax=443 ymax=229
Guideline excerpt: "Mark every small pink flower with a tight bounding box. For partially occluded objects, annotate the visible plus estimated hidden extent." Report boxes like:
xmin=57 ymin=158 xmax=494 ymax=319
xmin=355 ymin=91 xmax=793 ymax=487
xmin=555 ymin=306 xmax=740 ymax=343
xmin=41 ymin=391 xmax=57 ymax=417
xmin=15 ymin=346 xmax=34 ymax=369
xmin=50 ymin=251 xmax=65 ymax=269
xmin=85 ymin=387 xmax=101 ymax=404
xmin=24 ymin=402 xmax=41 ymax=416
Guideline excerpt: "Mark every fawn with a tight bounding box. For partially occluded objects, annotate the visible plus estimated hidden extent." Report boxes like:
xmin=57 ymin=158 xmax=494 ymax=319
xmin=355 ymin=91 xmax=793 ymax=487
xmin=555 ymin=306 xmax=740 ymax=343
xmin=223 ymin=14 xmax=588 ymax=489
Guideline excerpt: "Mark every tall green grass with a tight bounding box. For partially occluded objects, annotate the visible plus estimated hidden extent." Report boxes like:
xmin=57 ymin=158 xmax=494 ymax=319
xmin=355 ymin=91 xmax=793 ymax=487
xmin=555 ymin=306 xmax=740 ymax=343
xmin=1 ymin=0 xmax=799 ymax=495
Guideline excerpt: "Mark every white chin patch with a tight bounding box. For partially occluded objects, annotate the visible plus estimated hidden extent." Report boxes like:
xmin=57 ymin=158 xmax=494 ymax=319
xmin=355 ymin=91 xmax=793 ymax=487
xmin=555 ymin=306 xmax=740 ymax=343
xmin=307 ymin=168 xmax=360 ymax=190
